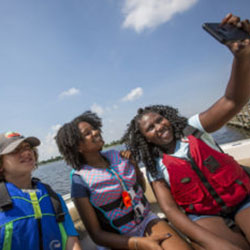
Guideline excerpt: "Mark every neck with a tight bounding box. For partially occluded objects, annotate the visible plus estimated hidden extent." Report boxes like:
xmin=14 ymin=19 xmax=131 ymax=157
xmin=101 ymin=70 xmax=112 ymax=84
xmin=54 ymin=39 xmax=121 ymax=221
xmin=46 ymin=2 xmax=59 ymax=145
xmin=5 ymin=173 xmax=33 ymax=189
xmin=161 ymin=140 xmax=176 ymax=154
xmin=84 ymin=152 xmax=109 ymax=169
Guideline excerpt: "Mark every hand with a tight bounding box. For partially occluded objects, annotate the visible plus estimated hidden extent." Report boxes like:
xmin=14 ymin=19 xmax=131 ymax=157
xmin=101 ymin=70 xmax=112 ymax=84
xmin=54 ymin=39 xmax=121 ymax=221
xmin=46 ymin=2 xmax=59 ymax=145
xmin=132 ymin=233 xmax=172 ymax=250
xmin=120 ymin=150 xmax=132 ymax=160
xmin=221 ymin=13 xmax=250 ymax=56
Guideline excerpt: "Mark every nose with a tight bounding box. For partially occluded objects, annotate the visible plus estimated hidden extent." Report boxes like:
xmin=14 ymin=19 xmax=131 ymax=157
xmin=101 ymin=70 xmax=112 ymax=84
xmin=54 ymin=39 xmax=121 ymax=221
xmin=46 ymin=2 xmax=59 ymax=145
xmin=92 ymin=129 xmax=100 ymax=137
xmin=155 ymin=123 xmax=162 ymax=132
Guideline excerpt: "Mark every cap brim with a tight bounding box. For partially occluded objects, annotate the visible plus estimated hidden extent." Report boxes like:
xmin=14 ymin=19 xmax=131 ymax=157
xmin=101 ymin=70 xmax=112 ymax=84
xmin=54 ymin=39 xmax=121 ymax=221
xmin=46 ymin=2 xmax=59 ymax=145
xmin=0 ymin=136 xmax=40 ymax=155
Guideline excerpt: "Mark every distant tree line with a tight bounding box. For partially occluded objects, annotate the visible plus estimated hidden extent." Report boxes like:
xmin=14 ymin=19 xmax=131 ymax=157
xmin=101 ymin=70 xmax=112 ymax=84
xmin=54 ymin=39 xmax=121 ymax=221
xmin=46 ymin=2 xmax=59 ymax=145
xmin=103 ymin=139 xmax=122 ymax=148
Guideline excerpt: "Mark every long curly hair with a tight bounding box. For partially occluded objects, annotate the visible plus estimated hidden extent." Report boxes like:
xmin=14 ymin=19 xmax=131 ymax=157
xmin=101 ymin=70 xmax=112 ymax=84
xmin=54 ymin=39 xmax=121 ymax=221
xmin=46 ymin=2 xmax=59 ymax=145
xmin=55 ymin=111 xmax=102 ymax=170
xmin=122 ymin=105 xmax=187 ymax=178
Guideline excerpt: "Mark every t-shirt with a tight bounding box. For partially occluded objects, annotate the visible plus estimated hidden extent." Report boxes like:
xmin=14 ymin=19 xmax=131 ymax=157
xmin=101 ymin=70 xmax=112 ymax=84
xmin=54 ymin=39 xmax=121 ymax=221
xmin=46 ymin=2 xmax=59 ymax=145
xmin=147 ymin=114 xmax=220 ymax=185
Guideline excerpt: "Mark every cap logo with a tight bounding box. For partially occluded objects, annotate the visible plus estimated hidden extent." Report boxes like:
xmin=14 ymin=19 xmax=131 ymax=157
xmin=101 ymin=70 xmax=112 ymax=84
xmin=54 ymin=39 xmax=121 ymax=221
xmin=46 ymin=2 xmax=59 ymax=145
xmin=5 ymin=132 xmax=21 ymax=138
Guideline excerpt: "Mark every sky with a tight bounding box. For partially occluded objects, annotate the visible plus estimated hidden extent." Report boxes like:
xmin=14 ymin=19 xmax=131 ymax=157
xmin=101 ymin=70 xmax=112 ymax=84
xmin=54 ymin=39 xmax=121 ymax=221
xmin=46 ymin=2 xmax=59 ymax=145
xmin=0 ymin=0 xmax=249 ymax=160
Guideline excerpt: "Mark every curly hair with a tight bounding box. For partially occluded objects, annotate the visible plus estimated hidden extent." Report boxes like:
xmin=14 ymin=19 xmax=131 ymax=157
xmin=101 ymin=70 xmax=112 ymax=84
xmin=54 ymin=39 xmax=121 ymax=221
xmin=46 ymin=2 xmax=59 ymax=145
xmin=55 ymin=111 xmax=102 ymax=170
xmin=122 ymin=105 xmax=187 ymax=178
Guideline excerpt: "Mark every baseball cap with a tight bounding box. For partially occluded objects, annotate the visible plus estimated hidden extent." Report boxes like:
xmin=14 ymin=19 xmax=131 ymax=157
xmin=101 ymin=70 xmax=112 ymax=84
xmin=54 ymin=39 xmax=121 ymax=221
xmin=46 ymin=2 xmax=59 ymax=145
xmin=0 ymin=132 xmax=40 ymax=156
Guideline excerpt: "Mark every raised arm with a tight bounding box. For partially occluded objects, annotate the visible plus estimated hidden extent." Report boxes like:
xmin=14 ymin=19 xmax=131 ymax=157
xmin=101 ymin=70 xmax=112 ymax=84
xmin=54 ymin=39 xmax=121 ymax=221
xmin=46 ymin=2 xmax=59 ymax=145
xmin=151 ymin=179 xmax=243 ymax=250
xmin=199 ymin=14 xmax=250 ymax=132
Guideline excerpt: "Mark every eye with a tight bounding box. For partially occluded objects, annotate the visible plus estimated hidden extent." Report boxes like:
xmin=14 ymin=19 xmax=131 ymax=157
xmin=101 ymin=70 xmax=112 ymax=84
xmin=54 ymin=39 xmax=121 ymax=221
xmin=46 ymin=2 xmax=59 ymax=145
xmin=156 ymin=117 xmax=163 ymax=123
xmin=84 ymin=131 xmax=92 ymax=137
xmin=146 ymin=125 xmax=154 ymax=132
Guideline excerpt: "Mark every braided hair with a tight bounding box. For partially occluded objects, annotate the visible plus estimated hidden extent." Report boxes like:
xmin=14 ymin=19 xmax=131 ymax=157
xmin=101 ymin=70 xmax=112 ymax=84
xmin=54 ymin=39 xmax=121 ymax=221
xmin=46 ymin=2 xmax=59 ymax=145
xmin=122 ymin=105 xmax=187 ymax=178
xmin=55 ymin=111 xmax=102 ymax=170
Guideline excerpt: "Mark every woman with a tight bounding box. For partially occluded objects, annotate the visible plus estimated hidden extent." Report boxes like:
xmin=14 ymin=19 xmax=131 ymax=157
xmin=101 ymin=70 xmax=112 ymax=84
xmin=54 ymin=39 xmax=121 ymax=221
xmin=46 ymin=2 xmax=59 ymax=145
xmin=0 ymin=131 xmax=81 ymax=250
xmin=55 ymin=111 xmax=192 ymax=250
xmin=122 ymin=14 xmax=250 ymax=250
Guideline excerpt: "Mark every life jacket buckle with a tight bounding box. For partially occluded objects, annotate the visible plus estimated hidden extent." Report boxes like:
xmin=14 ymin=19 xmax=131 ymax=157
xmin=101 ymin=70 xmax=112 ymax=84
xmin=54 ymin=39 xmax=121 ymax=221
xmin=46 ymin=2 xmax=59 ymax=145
xmin=133 ymin=201 xmax=145 ymax=224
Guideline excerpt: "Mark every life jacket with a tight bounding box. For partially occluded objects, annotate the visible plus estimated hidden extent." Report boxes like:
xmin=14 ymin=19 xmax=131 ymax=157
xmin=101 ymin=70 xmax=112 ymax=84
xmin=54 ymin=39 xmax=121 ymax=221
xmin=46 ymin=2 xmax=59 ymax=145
xmin=162 ymin=130 xmax=250 ymax=216
xmin=74 ymin=150 xmax=150 ymax=234
xmin=0 ymin=178 xmax=67 ymax=250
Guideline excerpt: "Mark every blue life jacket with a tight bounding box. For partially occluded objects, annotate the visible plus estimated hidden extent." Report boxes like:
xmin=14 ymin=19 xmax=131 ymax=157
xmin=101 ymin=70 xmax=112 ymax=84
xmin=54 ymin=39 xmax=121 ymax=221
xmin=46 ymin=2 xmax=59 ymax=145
xmin=0 ymin=179 xmax=67 ymax=250
xmin=74 ymin=150 xmax=150 ymax=234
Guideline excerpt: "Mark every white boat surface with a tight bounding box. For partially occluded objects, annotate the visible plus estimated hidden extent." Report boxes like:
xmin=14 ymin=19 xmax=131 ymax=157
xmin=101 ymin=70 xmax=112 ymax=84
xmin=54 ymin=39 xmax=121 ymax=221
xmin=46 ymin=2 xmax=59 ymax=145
xmin=64 ymin=138 xmax=250 ymax=249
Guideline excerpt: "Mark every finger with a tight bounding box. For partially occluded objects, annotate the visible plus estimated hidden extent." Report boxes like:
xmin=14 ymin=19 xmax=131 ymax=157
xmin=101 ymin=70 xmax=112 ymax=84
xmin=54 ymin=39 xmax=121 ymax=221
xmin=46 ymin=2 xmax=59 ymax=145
xmin=241 ymin=19 xmax=250 ymax=34
xmin=151 ymin=233 xmax=172 ymax=242
xmin=227 ymin=15 xmax=241 ymax=26
xmin=221 ymin=13 xmax=232 ymax=25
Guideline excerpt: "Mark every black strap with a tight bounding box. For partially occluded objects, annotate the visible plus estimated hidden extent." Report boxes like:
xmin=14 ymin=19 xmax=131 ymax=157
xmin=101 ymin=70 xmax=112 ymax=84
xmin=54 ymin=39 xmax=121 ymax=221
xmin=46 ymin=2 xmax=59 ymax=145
xmin=183 ymin=125 xmax=203 ymax=138
xmin=37 ymin=219 xmax=43 ymax=250
xmin=100 ymin=183 xmax=139 ymax=212
xmin=112 ymin=196 xmax=147 ymax=227
xmin=41 ymin=182 xmax=65 ymax=222
xmin=187 ymin=150 xmax=234 ymax=215
xmin=0 ymin=181 xmax=13 ymax=211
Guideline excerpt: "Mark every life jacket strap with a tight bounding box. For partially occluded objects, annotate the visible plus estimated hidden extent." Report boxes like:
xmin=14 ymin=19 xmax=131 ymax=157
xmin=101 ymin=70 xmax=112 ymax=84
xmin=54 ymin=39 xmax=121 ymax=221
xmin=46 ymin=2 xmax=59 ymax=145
xmin=183 ymin=125 xmax=203 ymax=138
xmin=112 ymin=196 xmax=147 ymax=227
xmin=100 ymin=183 xmax=139 ymax=212
xmin=0 ymin=181 xmax=13 ymax=212
xmin=41 ymin=181 xmax=65 ymax=223
xmin=187 ymin=149 xmax=233 ymax=216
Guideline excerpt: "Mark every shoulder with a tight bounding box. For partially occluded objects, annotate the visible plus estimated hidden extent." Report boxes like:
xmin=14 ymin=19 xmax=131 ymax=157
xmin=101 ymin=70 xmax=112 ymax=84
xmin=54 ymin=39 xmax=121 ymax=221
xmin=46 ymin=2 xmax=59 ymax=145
xmin=102 ymin=149 xmax=124 ymax=163
xmin=102 ymin=149 xmax=119 ymax=157
xmin=188 ymin=114 xmax=205 ymax=132
xmin=188 ymin=115 xmax=218 ymax=149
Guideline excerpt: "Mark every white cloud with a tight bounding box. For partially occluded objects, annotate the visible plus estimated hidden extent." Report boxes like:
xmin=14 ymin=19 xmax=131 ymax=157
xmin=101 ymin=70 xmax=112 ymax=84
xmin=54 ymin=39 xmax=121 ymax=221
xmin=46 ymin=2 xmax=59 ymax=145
xmin=122 ymin=0 xmax=198 ymax=33
xmin=91 ymin=103 xmax=104 ymax=116
xmin=122 ymin=87 xmax=143 ymax=102
xmin=39 ymin=124 xmax=61 ymax=161
xmin=59 ymin=87 xmax=80 ymax=98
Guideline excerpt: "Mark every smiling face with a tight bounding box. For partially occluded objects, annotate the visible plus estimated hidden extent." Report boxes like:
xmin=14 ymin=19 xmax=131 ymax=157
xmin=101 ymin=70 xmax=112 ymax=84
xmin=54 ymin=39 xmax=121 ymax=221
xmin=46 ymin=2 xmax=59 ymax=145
xmin=138 ymin=112 xmax=174 ymax=147
xmin=1 ymin=142 xmax=36 ymax=178
xmin=77 ymin=121 xmax=104 ymax=155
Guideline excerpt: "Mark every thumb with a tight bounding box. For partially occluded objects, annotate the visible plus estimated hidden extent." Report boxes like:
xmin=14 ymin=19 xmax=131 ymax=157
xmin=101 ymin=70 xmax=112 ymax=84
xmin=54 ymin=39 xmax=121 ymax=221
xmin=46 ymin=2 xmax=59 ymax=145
xmin=152 ymin=233 xmax=172 ymax=242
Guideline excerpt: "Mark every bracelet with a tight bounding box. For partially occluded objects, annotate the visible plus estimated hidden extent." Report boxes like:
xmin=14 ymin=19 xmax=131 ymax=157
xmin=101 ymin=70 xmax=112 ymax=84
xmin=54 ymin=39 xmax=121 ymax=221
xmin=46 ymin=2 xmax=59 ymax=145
xmin=134 ymin=238 xmax=138 ymax=250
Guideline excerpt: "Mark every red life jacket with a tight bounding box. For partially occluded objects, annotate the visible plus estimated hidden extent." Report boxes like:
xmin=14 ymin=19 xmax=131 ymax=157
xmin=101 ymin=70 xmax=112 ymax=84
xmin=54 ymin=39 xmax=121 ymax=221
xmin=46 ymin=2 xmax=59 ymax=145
xmin=162 ymin=135 xmax=250 ymax=215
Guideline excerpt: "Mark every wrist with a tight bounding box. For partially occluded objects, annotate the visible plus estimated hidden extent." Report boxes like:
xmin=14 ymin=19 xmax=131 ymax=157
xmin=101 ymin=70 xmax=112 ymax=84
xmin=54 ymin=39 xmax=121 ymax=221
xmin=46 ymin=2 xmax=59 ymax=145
xmin=128 ymin=237 xmax=139 ymax=250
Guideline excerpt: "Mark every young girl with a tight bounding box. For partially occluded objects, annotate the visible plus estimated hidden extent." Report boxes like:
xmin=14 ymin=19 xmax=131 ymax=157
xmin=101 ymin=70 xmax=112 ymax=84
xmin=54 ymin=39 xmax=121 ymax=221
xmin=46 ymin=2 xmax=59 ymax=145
xmin=55 ymin=111 xmax=192 ymax=250
xmin=0 ymin=131 xmax=81 ymax=250
xmin=122 ymin=14 xmax=250 ymax=250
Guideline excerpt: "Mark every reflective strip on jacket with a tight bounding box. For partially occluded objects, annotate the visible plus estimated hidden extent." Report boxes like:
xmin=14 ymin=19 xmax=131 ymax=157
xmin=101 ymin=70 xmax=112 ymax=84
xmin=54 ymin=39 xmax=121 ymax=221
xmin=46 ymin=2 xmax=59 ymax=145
xmin=0 ymin=182 xmax=67 ymax=250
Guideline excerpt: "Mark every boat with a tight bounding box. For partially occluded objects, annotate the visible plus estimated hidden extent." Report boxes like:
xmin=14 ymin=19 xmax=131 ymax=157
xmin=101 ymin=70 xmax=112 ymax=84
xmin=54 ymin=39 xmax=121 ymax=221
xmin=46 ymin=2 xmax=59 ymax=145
xmin=64 ymin=138 xmax=250 ymax=249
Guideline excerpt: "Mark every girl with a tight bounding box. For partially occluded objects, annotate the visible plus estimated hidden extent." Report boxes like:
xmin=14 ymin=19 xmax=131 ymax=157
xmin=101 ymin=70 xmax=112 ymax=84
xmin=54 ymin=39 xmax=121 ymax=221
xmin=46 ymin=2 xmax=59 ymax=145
xmin=55 ymin=111 xmax=191 ymax=250
xmin=122 ymin=14 xmax=250 ymax=250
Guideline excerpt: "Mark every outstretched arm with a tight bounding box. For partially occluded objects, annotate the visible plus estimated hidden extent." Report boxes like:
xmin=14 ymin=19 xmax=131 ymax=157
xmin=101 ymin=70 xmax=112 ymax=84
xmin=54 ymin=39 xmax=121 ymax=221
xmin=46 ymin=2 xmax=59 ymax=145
xmin=199 ymin=14 xmax=250 ymax=133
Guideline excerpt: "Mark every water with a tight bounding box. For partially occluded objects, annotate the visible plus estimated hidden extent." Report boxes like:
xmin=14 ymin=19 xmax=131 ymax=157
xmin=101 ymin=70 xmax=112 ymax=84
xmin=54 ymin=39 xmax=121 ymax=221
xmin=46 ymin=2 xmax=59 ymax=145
xmin=33 ymin=125 xmax=250 ymax=196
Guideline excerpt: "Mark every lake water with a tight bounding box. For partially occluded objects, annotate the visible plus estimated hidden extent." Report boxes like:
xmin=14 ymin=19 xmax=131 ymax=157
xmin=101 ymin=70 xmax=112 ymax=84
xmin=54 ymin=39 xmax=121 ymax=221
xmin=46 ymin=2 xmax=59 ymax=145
xmin=33 ymin=125 xmax=250 ymax=196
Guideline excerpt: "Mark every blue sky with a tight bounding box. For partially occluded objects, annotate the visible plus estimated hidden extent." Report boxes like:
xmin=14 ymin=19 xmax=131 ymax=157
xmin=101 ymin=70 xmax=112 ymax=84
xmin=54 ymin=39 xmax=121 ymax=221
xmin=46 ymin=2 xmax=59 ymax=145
xmin=0 ymin=0 xmax=249 ymax=160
